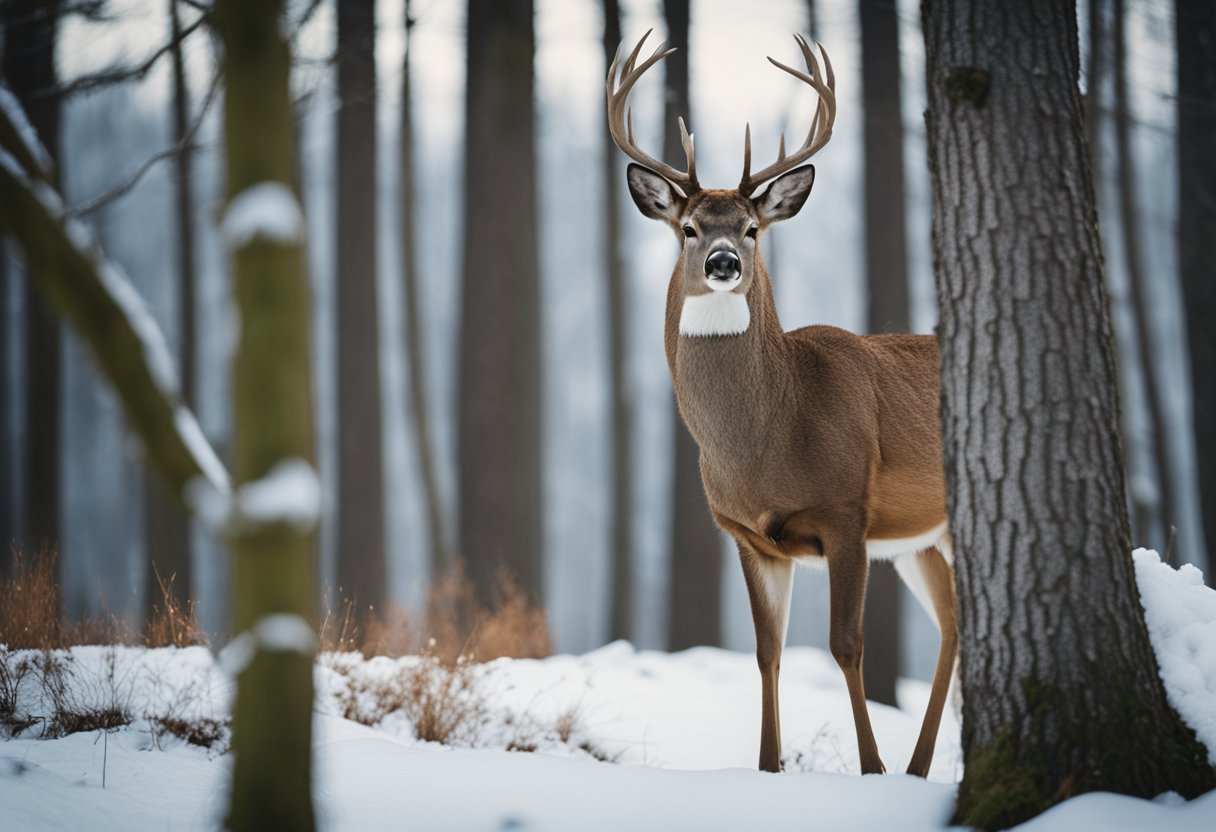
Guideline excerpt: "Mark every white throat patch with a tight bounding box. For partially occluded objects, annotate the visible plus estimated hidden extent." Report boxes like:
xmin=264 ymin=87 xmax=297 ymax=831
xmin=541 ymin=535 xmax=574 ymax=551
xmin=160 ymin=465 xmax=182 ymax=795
xmin=679 ymin=292 xmax=750 ymax=337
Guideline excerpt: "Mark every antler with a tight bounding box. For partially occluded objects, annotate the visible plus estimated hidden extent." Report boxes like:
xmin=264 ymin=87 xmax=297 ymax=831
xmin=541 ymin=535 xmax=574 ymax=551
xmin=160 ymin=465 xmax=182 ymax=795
xmin=606 ymin=30 xmax=700 ymax=194
xmin=739 ymin=35 xmax=836 ymax=196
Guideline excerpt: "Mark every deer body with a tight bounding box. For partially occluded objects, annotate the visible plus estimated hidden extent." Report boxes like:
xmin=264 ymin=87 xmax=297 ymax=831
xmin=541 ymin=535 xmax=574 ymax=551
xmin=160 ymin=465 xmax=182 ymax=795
xmin=609 ymin=33 xmax=958 ymax=777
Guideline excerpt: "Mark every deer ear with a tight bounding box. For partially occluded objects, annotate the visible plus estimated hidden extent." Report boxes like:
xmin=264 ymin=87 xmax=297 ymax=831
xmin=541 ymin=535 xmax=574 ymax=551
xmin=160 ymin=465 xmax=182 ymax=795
xmin=627 ymin=163 xmax=686 ymax=223
xmin=753 ymin=165 xmax=815 ymax=224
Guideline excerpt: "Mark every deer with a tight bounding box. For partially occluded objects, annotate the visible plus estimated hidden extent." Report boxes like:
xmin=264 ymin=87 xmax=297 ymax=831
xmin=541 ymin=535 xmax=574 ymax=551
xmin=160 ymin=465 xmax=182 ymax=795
xmin=606 ymin=32 xmax=957 ymax=777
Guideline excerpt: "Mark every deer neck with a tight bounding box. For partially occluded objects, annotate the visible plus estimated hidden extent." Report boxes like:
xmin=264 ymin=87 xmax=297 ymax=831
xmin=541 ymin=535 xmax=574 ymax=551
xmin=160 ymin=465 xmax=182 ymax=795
xmin=665 ymin=258 xmax=792 ymax=451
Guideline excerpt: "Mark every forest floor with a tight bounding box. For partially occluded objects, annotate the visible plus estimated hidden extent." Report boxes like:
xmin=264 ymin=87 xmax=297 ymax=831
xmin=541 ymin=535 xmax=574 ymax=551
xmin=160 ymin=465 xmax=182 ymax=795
xmin=0 ymin=549 xmax=1213 ymax=831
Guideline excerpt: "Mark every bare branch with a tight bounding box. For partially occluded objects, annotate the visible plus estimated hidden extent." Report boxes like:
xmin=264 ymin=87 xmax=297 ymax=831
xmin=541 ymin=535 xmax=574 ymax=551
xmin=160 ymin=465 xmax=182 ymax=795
xmin=0 ymin=105 xmax=231 ymax=504
xmin=69 ymin=68 xmax=221 ymax=216
xmin=36 ymin=8 xmax=210 ymax=100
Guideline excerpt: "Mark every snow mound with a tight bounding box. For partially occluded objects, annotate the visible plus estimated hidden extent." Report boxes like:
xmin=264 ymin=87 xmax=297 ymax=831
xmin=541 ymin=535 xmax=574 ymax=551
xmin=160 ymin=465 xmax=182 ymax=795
xmin=1133 ymin=548 xmax=1216 ymax=764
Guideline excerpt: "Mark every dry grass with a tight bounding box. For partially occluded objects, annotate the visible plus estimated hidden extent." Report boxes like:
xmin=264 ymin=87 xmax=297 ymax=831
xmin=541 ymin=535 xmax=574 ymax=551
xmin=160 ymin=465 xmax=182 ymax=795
xmin=321 ymin=565 xmax=552 ymax=666
xmin=148 ymin=715 xmax=229 ymax=750
xmin=0 ymin=546 xmax=127 ymax=649
xmin=144 ymin=567 xmax=207 ymax=649
xmin=0 ymin=545 xmax=207 ymax=650
xmin=328 ymin=649 xmax=492 ymax=746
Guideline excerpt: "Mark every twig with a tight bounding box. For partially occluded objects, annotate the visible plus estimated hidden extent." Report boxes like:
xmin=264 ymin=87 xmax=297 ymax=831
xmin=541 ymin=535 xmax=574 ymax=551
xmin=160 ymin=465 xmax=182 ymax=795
xmin=69 ymin=69 xmax=221 ymax=217
xmin=36 ymin=8 xmax=210 ymax=100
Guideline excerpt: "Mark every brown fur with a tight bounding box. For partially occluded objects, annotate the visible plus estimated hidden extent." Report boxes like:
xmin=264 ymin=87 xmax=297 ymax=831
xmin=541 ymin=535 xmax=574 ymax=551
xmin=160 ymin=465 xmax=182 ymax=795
xmin=652 ymin=185 xmax=956 ymax=776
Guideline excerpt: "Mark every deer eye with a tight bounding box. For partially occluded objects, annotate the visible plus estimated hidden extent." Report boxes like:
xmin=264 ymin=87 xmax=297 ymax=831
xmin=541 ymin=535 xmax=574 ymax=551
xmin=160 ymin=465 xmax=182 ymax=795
xmin=682 ymin=225 xmax=697 ymax=239
xmin=745 ymin=226 xmax=759 ymax=240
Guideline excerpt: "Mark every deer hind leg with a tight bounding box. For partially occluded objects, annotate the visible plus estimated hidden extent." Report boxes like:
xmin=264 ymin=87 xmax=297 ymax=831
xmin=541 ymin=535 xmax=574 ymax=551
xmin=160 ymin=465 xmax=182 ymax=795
xmin=893 ymin=545 xmax=957 ymax=778
xmin=826 ymin=536 xmax=886 ymax=774
xmin=738 ymin=544 xmax=794 ymax=773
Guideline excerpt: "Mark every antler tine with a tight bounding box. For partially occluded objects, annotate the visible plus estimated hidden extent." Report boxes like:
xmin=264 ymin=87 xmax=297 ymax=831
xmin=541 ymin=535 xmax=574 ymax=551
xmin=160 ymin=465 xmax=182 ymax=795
xmin=678 ymin=116 xmax=697 ymax=188
xmin=778 ymin=131 xmax=786 ymax=161
xmin=742 ymin=123 xmax=751 ymax=183
xmin=740 ymin=36 xmax=837 ymax=194
xmin=606 ymin=30 xmax=700 ymax=193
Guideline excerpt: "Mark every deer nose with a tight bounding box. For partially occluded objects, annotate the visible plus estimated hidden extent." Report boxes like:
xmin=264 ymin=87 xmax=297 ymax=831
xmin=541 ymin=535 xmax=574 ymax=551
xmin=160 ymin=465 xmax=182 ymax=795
xmin=705 ymin=249 xmax=741 ymax=281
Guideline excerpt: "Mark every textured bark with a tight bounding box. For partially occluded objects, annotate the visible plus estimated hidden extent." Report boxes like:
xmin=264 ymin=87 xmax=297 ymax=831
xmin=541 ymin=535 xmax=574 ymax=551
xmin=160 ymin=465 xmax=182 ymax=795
xmin=459 ymin=0 xmax=543 ymax=605
xmin=3 ymin=0 xmax=62 ymax=553
xmin=664 ymin=0 xmax=721 ymax=650
xmin=335 ymin=0 xmax=386 ymax=611
xmin=1177 ymin=0 xmax=1216 ymax=566
xmin=602 ymin=0 xmax=633 ymax=642
xmin=922 ymin=1 xmax=1216 ymax=828
xmin=858 ymin=0 xmax=905 ymax=708
xmin=401 ymin=0 xmax=449 ymax=580
xmin=215 ymin=0 xmax=317 ymax=828
xmin=144 ymin=0 xmax=195 ymax=624
xmin=1112 ymin=0 xmax=1177 ymax=559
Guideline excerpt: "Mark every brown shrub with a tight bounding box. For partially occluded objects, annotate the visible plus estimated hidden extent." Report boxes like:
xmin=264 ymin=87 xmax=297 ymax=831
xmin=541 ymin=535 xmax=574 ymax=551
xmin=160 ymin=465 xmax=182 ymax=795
xmin=0 ymin=545 xmax=135 ymax=648
xmin=321 ymin=565 xmax=551 ymax=665
xmin=149 ymin=715 xmax=230 ymax=751
xmin=144 ymin=568 xmax=207 ymax=649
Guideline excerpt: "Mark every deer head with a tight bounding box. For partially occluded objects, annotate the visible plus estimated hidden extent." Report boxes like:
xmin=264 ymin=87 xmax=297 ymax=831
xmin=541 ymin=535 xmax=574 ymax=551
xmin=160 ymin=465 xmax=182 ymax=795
xmin=606 ymin=32 xmax=836 ymax=335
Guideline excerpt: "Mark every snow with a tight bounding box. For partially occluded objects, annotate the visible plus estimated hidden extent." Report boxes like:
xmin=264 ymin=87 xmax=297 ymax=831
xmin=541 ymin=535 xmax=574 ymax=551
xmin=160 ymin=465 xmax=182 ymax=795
xmin=220 ymin=614 xmax=317 ymax=675
xmin=2 ymin=553 xmax=1214 ymax=830
xmin=0 ymin=84 xmax=54 ymax=174
xmin=234 ymin=458 xmax=321 ymax=531
xmin=1133 ymin=548 xmax=1216 ymax=764
xmin=219 ymin=181 xmax=305 ymax=248
xmin=186 ymin=458 xmax=320 ymax=534
xmin=174 ymin=408 xmax=231 ymax=495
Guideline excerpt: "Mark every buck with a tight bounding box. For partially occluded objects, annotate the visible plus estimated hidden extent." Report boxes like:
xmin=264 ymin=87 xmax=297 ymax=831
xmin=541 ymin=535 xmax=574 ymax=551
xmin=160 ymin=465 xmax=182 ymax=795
xmin=607 ymin=32 xmax=956 ymax=776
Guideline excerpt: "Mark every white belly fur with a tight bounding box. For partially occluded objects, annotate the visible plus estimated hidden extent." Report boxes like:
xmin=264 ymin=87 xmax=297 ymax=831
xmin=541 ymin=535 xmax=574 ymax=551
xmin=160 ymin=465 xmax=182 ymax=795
xmin=865 ymin=521 xmax=950 ymax=562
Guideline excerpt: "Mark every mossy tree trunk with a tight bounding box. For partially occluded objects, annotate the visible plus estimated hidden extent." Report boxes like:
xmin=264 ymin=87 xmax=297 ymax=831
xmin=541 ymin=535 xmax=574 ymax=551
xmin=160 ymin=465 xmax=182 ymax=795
xmin=858 ymin=0 xmax=907 ymax=708
xmin=663 ymin=0 xmax=722 ymax=650
xmin=459 ymin=0 xmax=543 ymax=607
xmin=335 ymin=0 xmax=386 ymax=614
xmin=921 ymin=0 xmax=1216 ymax=828
xmin=214 ymin=1 xmax=318 ymax=830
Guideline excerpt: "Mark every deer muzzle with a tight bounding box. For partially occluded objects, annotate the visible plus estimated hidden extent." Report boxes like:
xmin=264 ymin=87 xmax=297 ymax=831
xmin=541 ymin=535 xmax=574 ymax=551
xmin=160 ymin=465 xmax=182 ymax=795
xmin=705 ymin=248 xmax=741 ymax=283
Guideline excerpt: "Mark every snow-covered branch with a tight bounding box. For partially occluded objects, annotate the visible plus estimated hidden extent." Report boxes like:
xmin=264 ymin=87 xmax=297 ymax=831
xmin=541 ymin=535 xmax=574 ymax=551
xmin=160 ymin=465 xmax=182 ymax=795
xmin=0 ymin=99 xmax=230 ymax=507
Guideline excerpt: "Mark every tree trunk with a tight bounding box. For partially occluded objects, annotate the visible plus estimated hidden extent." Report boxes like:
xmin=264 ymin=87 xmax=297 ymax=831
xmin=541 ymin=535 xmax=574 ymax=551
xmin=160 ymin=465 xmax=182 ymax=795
xmin=458 ymin=0 xmax=543 ymax=607
xmin=1085 ymin=0 xmax=1155 ymax=550
xmin=858 ymin=0 xmax=906 ymax=709
xmin=1177 ymin=0 xmax=1216 ymax=567
xmin=3 ymin=0 xmax=62 ymax=556
xmin=1112 ymin=0 xmax=1178 ymax=559
xmin=335 ymin=0 xmax=386 ymax=613
xmin=922 ymin=1 xmax=1216 ymax=828
xmin=215 ymin=0 xmax=318 ymax=828
xmin=0 ymin=242 xmax=11 ymax=569
xmin=602 ymin=0 xmax=633 ymax=642
xmin=401 ymin=0 xmax=449 ymax=580
xmin=144 ymin=0 xmax=195 ymax=625
xmin=664 ymin=0 xmax=721 ymax=650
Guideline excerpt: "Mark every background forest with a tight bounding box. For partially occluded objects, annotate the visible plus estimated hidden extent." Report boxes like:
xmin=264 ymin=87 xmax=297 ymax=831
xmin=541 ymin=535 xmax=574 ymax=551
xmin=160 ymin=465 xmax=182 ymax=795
xmin=0 ymin=0 xmax=1209 ymax=691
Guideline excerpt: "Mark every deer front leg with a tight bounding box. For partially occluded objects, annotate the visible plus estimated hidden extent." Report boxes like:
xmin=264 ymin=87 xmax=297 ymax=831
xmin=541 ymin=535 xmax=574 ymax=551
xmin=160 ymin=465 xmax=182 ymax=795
xmin=826 ymin=535 xmax=886 ymax=774
xmin=738 ymin=543 xmax=794 ymax=773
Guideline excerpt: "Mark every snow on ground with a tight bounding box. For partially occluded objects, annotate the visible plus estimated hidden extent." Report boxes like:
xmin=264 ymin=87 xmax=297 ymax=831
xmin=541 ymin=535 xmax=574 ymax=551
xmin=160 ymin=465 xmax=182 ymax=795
xmin=2 ymin=551 xmax=1215 ymax=830
xmin=1134 ymin=548 xmax=1216 ymax=765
